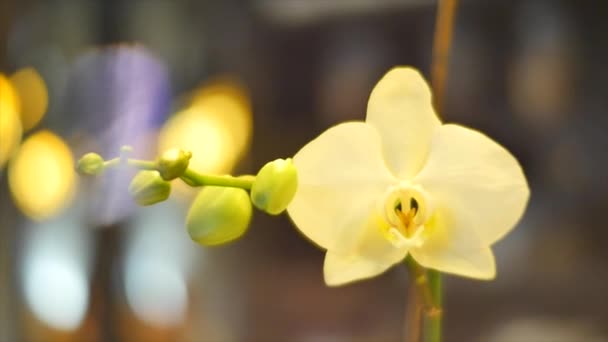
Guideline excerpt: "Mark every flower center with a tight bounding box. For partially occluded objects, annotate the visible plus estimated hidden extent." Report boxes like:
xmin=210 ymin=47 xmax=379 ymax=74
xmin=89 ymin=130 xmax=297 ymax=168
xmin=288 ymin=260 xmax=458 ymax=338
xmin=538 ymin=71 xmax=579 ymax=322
xmin=382 ymin=182 xmax=431 ymax=248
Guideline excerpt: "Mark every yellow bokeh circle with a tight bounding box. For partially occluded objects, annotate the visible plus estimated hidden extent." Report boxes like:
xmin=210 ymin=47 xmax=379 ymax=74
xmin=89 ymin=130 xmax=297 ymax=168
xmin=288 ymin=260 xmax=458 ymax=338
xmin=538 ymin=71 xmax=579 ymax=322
xmin=190 ymin=82 xmax=252 ymax=155
xmin=158 ymin=81 xmax=253 ymax=198
xmin=164 ymin=82 xmax=252 ymax=173
xmin=0 ymin=74 xmax=22 ymax=167
xmin=9 ymin=130 xmax=77 ymax=220
xmin=10 ymin=67 xmax=49 ymax=132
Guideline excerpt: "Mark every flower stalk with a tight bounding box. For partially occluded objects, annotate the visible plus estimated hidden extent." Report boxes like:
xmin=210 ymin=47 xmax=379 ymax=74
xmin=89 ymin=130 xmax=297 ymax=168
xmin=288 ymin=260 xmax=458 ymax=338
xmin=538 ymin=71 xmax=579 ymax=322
xmin=97 ymin=156 xmax=254 ymax=190
xmin=405 ymin=257 xmax=443 ymax=342
xmin=406 ymin=0 xmax=459 ymax=341
xmin=181 ymin=168 xmax=254 ymax=190
xmin=425 ymin=270 xmax=443 ymax=342
xmin=77 ymin=147 xmax=302 ymax=249
xmin=431 ymin=0 xmax=460 ymax=116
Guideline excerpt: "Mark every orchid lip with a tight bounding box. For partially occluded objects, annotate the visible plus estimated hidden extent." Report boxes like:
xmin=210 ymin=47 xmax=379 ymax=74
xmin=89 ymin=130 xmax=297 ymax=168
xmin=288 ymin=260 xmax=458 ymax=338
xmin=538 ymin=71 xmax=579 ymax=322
xmin=387 ymin=227 xmax=424 ymax=248
xmin=382 ymin=181 xmax=432 ymax=248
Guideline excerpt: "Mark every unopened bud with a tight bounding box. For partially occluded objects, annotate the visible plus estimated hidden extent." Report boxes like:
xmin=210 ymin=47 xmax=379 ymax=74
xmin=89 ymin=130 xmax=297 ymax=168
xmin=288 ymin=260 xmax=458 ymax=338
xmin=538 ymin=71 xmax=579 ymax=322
xmin=187 ymin=186 xmax=252 ymax=246
xmin=250 ymin=158 xmax=298 ymax=215
xmin=128 ymin=170 xmax=171 ymax=206
xmin=157 ymin=148 xmax=192 ymax=180
xmin=76 ymin=153 xmax=105 ymax=176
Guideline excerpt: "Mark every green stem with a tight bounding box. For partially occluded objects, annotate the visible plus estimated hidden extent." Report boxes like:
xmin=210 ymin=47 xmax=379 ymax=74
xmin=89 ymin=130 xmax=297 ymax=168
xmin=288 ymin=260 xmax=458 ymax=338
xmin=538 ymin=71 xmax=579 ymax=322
xmin=424 ymin=270 xmax=442 ymax=342
xmin=404 ymin=257 xmax=442 ymax=342
xmin=128 ymin=159 xmax=157 ymax=170
xmin=103 ymin=158 xmax=119 ymax=168
xmin=410 ymin=0 xmax=459 ymax=340
xmin=182 ymin=169 xmax=254 ymax=190
xmin=103 ymin=157 xmax=156 ymax=170
xmin=103 ymin=157 xmax=255 ymax=190
xmin=405 ymin=256 xmax=434 ymax=308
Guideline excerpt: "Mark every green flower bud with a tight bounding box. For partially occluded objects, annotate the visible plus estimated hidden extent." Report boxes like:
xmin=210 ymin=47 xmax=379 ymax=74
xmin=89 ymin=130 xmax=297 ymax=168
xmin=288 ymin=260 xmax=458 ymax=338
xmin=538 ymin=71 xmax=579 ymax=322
xmin=128 ymin=170 xmax=171 ymax=206
xmin=76 ymin=153 xmax=105 ymax=175
xmin=187 ymin=186 xmax=252 ymax=246
xmin=119 ymin=145 xmax=133 ymax=164
xmin=157 ymin=148 xmax=192 ymax=180
xmin=250 ymin=158 xmax=298 ymax=215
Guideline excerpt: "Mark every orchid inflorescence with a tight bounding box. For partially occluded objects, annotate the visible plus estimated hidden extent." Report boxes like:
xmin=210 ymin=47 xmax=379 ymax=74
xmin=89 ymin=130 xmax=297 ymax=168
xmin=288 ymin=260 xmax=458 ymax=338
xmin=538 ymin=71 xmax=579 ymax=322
xmin=77 ymin=67 xmax=529 ymax=284
xmin=77 ymin=145 xmax=298 ymax=246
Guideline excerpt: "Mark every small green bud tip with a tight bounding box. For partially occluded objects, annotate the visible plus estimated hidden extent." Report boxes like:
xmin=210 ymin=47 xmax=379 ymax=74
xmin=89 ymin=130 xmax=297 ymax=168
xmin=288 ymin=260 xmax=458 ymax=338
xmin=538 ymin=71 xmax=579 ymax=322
xmin=120 ymin=145 xmax=133 ymax=164
xmin=76 ymin=153 xmax=105 ymax=176
xmin=250 ymin=158 xmax=298 ymax=215
xmin=157 ymin=148 xmax=192 ymax=180
xmin=128 ymin=170 xmax=171 ymax=206
xmin=186 ymin=186 xmax=252 ymax=246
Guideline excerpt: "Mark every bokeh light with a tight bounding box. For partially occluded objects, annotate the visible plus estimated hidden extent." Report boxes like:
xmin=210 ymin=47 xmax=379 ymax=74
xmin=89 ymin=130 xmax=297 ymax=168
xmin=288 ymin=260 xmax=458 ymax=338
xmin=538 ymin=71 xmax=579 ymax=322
xmin=123 ymin=201 xmax=197 ymax=327
xmin=158 ymin=81 xmax=252 ymax=195
xmin=189 ymin=82 xmax=252 ymax=158
xmin=64 ymin=46 xmax=171 ymax=225
xmin=125 ymin=260 xmax=188 ymax=327
xmin=65 ymin=46 xmax=171 ymax=148
xmin=23 ymin=257 xmax=89 ymax=331
xmin=8 ymin=130 xmax=77 ymax=220
xmin=10 ymin=67 xmax=49 ymax=132
xmin=0 ymin=73 xmax=22 ymax=168
xmin=20 ymin=210 xmax=93 ymax=332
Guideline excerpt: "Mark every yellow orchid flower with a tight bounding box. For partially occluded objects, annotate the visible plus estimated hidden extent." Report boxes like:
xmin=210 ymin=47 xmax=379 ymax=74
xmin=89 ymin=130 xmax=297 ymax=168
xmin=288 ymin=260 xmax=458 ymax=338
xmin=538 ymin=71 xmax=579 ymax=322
xmin=287 ymin=67 xmax=529 ymax=286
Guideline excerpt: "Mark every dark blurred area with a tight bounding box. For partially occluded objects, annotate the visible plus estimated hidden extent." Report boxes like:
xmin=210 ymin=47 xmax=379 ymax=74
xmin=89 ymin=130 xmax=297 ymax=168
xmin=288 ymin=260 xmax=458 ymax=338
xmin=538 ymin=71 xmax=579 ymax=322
xmin=1 ymin=0 xmax=608 ymax=341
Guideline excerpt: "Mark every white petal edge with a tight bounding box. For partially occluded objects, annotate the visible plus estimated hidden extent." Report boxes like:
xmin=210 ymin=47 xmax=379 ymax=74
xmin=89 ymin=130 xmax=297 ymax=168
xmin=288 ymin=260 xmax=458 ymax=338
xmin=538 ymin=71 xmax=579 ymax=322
xmin=366 ymin=67 xmax=441 ymax=179
xmin=323 ymin=250 xmax=402 ymax=286
xmin=410 ymin=208 xmax=496 ymax=279
xmin=287 ymin=122 xmax=396 ymax=252
xmin=323 ymin=210 xmax=409 ymax=286
xmin=414 ymin=124 xmax=530 ymax=245
xmin=411 ymin=243 xmax=496 ymax=280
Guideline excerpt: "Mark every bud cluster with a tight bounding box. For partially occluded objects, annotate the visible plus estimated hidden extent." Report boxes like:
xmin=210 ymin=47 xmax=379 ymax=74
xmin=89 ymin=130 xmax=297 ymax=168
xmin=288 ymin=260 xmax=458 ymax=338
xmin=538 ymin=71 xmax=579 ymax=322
xmin=75 ymin=148 xmax=299 ymax=248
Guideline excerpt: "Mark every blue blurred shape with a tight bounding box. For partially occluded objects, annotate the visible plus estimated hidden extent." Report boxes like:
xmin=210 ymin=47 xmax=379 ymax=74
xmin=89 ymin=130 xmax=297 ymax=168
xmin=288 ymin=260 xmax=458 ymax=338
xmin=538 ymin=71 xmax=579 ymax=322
xmin=20 ymin=207 xmax=94 ymax=331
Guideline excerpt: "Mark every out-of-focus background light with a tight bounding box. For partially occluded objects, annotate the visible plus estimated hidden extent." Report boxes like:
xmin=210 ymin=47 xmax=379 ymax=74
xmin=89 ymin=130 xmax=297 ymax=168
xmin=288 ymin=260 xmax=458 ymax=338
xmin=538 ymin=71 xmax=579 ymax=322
xmin=0 ymin=74 xmax=22 ymax=168
xmin=23 ymin=257 xmax=89 ymax=331
xmin=125 ymin=261 xmax=188 ymax=327
xmin=20 ymin=209 xmax=94 ymax=332
xmin=123 ymin=201 xmax=196 ymax=328
xmin=9 ymin=67 xmax=49 ymax=132
xmin=64 ymin=46 xmax=170 ymax=153
xmin=8 ymin=130 xmax=76 ymax=221
xmin=189 ymin=82 xmax=252 ymax=161
xmin=64 ymin=46 xmax=171 ymax=224
xmin=158 ymin=80 xmax=252 ymax=196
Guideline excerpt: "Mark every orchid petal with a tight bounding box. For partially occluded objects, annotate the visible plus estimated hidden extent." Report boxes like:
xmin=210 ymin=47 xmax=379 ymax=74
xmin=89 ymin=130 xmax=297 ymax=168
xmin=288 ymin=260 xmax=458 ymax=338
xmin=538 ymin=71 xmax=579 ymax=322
xmin=410 ymin=208 xmax=496 ymax=279
xmin=323 ymin=210 xmax=408 ymax=286
xmin=414 ymin=124 xmax=529 ymax=245
xmin=288 ymin=122 xmax=396 ymax=251
xmin=366 ymin=67 xmax=441 ymax=179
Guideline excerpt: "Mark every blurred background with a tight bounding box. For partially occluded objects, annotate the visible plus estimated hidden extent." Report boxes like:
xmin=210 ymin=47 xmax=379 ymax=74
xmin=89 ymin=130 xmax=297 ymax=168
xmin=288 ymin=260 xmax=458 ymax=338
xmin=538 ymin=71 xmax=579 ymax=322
xmin=1 ymin=0 xmax=607 ymax=341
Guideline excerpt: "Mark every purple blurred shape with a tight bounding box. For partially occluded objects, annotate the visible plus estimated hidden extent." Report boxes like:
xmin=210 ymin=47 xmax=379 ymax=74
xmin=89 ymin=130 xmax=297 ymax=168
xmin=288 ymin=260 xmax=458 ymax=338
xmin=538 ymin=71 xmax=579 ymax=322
xmin=66 ymin=45 xmax=170 ymax=148
xmin=65 ymin=45 xmax=172 ymax=225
